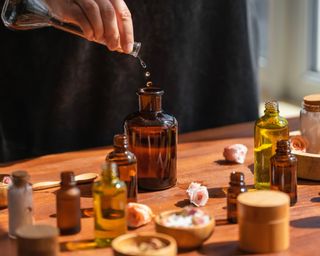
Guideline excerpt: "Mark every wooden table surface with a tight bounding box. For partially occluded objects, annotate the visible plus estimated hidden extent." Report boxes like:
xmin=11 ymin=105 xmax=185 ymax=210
xmin=1 ymin=118 xmax=320 ymax=256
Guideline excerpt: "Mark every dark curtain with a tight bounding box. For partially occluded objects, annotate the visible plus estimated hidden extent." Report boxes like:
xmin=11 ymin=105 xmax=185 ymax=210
xmin=0 ymin=0 xmax=258 ymax=162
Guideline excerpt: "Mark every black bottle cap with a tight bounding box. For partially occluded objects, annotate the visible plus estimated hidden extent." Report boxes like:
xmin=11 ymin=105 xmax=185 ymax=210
xmin=230 ymin=171 xmax=245 ymax=183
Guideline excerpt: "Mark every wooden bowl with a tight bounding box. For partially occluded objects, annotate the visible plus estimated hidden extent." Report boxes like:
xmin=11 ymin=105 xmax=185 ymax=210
xmin=111 ymin=232 xmax=177 ymax=256
xmin=154 ymin=210 xmax=215 ymax=250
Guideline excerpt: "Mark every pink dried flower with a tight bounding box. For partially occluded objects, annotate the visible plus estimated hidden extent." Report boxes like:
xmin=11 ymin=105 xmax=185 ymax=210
xmin=223 ymin=144 xmax=248 ymax=164
xmin=2 ymin=176 xmax=12 ymax=185
xmin=290 ymin=135 xmax=308 ymax=152
xmin=186 ymin=183 xmax=209 ymax=207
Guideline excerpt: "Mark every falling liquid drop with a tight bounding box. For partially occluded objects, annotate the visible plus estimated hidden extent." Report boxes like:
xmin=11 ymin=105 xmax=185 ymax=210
xmin=138 ymin=56 xmax=147 ymax=69
xmin=146 ymin=81 xmax=153 ymax=87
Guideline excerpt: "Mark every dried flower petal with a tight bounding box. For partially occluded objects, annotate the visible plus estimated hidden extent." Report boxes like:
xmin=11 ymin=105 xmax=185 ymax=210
xmin=187 ymin=184 xmax=209 ymax=207
xmin=290 ymin=135 xmax=308 ymax=152
xmin=2 ymin=176 xmax=12 ymax=185
xmin=223 ymin=144 xmax=248 ymax=164
xmin=127 ymin=203 xmax=153 ymax=228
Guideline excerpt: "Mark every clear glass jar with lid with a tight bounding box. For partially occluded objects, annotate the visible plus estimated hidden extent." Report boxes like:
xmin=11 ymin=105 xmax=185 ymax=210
xmin=300 ymin=94 xmax=320 ymax=154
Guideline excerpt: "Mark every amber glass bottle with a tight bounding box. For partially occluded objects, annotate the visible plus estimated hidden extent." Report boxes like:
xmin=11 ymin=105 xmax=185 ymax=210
xmin=93 ymin=163 xmax=127 ymax=247
xmin=124 ymin=87 xmax=178 ymax=191
xmin=270 ymin=140 xmax=297 ymax=206
xmin=106 ymin=134 xmax=138 ymax=202
xmin=227 ymin=171 xmax=247 ymax=223
xmin=56 ymin=171 xmax=81 ymax=235
xmin=254 ymin=101 xmax=289 ymax=190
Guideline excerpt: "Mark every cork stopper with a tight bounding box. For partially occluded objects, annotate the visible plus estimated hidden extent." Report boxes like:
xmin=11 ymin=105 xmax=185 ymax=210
xmin=12 ymin=170 xmax=29 ymax=186
xmin=60 ymin=171 xmax=75 ymax=186
xmin=303 ymin=94 xmax=320 ymax=112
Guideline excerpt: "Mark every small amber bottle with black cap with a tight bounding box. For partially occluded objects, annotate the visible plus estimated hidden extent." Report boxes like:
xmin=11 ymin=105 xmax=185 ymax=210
xmin=227 ymin=171 xmax=247 ymax=223
xmin=270 ymin=140 xmax=297 ymax=206
xmin=56 ymin=171 xmax=81 ymax=235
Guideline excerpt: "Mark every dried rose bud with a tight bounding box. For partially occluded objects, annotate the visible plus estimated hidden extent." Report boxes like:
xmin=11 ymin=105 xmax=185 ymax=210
xmin=186 ymin=182 xmax=202 ymax=197
xmin=290 ymin=135 xmax=308 ymax=152
xmin=188 ymin=185 xmax=209 ymax=207
xmin=223 ymin=144 xmax=248 ymax=164
xmin=2 ymin=176 xmax=12 ymax=185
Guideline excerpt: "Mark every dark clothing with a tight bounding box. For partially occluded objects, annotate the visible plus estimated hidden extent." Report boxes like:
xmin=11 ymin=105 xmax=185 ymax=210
xmin=0 ymin=0 xmax=258 ymax=162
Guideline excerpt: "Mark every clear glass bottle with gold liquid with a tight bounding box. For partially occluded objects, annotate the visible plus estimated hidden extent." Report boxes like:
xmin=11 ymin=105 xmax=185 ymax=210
xmin=106 ymin=134 xmax=138 ymax=203
xmin=93 ymin=162 xmax=127 ymax=247
xmin=254 ymin=101 xmax=289 ymax=189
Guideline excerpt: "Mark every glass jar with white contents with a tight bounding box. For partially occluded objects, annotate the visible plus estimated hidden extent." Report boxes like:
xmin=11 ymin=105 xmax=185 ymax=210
xmin=300 ymin=94 xmax=320 ymax=154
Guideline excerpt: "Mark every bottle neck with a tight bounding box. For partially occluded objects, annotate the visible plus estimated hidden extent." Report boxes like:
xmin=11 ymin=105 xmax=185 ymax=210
xmin=264 ymin=101 xmax=279 ymax=116
xmin=101 ymin=163 xmax=119 ymax=183
xmin=139 ymin=94 xmax=162 ymax=112
xmin=113 ymin=134 xmax=129 ymax=153
xmin=276 ymin=140 xmax=291 ymax=155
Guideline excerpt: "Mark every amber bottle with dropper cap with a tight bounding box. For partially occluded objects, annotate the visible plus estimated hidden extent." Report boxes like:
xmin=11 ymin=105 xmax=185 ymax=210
xmin=270 ymin=140 xmax=297 ymax=206
xmin=56 ymin=171 xmax=81 ymax=235
xmin=106 ymin=134 xmax=138 ymax=202
xmin=227 ymin=171 xmax=247 ymax=223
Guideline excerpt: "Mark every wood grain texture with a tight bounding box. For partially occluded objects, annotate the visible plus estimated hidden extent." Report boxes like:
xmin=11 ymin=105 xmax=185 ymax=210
xmin=2 ymin=119 xmax=319 ymax=256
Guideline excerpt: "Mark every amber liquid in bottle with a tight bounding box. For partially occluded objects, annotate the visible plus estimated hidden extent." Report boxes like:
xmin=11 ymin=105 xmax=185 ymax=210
xmin=56 ymin=171 xmax=81 ymax=235
xmin=227 ymin=171 xmax=247 ymax=223
xmin=254 ymin=101 xmax=289 ymax=189
xmin=124 ymin=87 xmax=178 ymax=191
xmin=106 ymin=134 xmax=138 ymax=202
xmin=270 ymin=140 xmax=297 ymax=206
xmin=93 ymin=163 xmax=127 ymax=247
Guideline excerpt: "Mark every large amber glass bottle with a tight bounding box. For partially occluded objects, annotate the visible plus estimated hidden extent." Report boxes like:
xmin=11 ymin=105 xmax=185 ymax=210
xmin=254 ymin=101 xmax=289 ymax=190
xmin=93 ymin=163 xmax=127 ymax=247
xmin=124 ymin=87 xmax=178 ymax=191
xmin=106 ymin=134 xmax=138 ymax=202
xmin=270 ymin=140 xmax=297 ymax=206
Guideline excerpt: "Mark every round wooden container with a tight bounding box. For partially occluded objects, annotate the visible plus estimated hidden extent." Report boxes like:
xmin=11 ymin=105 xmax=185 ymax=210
xmin=16 ymin=224 xmax=59 ymax=256
xmin=237 ymin=191 xmax=290 ymax=253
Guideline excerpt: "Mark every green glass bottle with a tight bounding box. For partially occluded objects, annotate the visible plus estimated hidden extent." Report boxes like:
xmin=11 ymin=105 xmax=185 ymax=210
xmin=254 ymin=101 xmax=289 ymax=189
xmin=93 ymin=162 xmax=127 ymax=247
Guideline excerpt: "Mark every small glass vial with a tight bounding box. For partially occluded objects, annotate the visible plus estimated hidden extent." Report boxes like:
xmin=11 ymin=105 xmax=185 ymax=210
xmin=227 ymin=171 xmax=247 ymax=223
xmin=106 ymin=134 xmax=138 ymax=202
xmin=124 ymin=87 xmax=178 ymax=191
xmin=56 ymin=171 xmax=81 ymax=235
xmin=300 ymin=94 xmax=320 ymax=154
xmin=270 ymin=140 xmax=297 ymax=206
xmin=8 ymin=170 xmax=33 ymax=238
xmin=254 ymin=101 xmax=289 ymax=190
xmin=93 ymin=162 xmax=127 ymax=247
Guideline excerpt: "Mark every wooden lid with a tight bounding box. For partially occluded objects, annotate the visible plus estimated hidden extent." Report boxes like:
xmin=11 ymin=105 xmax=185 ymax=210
xmin=237 ymin=191 xmax=289 ymax=222
xmin=16 ymin=224 xmax=59 ymax=240
xmin=304 ymin=94 xmax=320 ymax=105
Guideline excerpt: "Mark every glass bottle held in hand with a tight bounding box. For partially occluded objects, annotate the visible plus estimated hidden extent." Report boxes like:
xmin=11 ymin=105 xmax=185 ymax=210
xmin=270 ymin=140 xmax=297 ymax=206
xmin=105 ymin=134 xmax=138 ymax=203
xmin=93 ymin=162 xmax=127 ymax=247
xmin=1 ymin=0 xmax=141 ymax=57
xmin=254 ymin=101 xmax=289 ymax=190
xmin=124 ymin=87 xmax=178 ymax=191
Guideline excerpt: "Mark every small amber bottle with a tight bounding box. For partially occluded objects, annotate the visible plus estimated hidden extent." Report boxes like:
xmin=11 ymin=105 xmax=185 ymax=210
xmin=227 ymin=171 xmax=247 ymax=223
xmin=254 ymin=101 xmax=289 ymax=189
xmin=270 ymin=140 xmax=297 ymax=206
xmin=93 ymin=162 xmax=127 ymax=247
xmin=106 ymin=134 xmax=138 ymax=202
xmin=124 ymin=87 xmax=178 ymax=191
xmin=56 ymin=171 xmax=81 ymax=235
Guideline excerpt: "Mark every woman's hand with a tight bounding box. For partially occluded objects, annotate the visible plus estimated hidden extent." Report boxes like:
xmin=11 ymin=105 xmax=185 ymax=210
xmin=46 ymin=0 xmax=134 ymax=53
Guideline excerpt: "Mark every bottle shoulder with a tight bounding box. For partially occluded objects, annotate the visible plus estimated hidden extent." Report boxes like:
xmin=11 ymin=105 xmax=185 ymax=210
xmin=255 ymin=114 xmax=288 ymax=129
xmin=106 ymin=151 xmax=137 ymax=164
xmin=124 ymin=111 xmax=178 ymax=128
